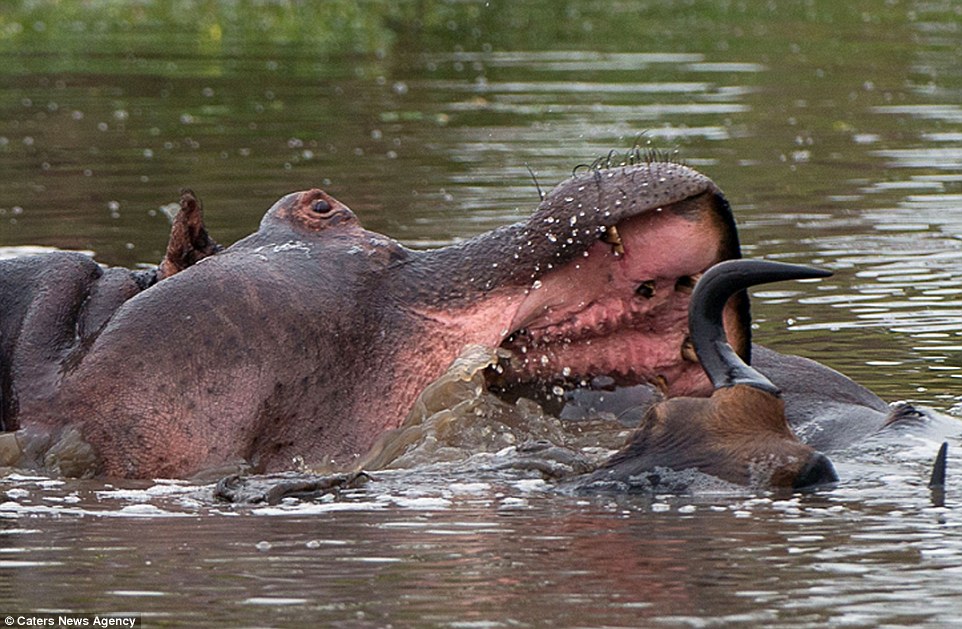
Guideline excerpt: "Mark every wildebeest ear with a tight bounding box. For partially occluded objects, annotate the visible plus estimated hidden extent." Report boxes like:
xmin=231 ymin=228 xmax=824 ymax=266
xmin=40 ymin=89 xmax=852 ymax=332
xmin=880 ymin=401 xmax=927 ymax=429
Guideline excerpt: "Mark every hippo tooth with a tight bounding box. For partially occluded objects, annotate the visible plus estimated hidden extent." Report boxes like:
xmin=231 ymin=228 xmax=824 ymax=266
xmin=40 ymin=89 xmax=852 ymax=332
xmin=601 ymin=225 xmax=625 ymax=256
xmin=681 ymin=337 xmax=698 ymax=363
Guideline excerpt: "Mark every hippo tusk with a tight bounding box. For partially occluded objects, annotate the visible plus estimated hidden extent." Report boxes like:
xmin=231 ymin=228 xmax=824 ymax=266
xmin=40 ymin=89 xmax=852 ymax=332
xmin=601 ymin=225 xmax=625 ymax=256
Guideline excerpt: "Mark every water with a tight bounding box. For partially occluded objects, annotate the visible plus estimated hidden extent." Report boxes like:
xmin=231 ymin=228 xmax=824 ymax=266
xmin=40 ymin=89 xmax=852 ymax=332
xmin=0 ymin=459 xmax=958 ymax=628
xmin=1 ymin=1 xmax=962 ymax=626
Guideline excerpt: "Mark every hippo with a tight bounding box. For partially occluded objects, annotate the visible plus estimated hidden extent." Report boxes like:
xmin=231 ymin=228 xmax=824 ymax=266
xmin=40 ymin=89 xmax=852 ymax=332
xmin=2 ymin=162 xmax=757 ymax=478
xmin=0 ymin=160 xmax=950 ymax=484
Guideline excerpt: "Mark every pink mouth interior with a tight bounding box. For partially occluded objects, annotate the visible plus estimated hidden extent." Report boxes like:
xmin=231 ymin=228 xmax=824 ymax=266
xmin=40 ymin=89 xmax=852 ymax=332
xmin=492 ymin=206 xmax=731 ymax=399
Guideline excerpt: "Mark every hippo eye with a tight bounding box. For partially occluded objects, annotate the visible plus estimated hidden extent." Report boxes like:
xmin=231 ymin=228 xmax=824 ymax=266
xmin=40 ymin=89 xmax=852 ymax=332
xmin=312 ymin=199 xmax=332 ymax=214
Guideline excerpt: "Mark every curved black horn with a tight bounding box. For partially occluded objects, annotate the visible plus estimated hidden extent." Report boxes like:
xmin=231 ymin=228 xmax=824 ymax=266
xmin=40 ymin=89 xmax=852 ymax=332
xmin=690 ymin=259 xmax=832 ymax=394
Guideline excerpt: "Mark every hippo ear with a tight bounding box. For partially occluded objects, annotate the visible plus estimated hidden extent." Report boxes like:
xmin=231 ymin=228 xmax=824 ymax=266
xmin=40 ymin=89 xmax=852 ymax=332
xmin=157 ymin=190 xmax=223 ymax=280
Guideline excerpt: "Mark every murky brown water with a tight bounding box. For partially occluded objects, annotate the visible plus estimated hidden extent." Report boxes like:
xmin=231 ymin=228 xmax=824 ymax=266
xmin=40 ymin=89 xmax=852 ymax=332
xmin=1 ymin=1 xmax=962 ymax=626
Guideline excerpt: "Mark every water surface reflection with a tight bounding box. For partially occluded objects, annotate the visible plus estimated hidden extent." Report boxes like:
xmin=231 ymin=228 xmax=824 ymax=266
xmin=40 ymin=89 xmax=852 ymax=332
xmin=0 ymin=460 xmax=958 ymax=627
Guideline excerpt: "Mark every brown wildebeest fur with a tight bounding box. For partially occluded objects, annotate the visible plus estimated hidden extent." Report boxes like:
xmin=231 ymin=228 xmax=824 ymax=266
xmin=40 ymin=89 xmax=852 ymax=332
xmin=591 ymin=383 xmax=832 ymax=489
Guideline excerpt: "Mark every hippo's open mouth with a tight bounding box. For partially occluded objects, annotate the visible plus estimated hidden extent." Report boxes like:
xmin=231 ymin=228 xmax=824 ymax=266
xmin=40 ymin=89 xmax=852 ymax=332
xmin=483 ymin=171 xmax=747 ymax=403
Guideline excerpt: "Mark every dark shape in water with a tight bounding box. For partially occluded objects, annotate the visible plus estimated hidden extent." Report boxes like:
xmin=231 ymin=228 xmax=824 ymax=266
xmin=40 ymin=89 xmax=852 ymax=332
xmin=930 ymin=442 xmax=948 ymax=489
xmin=214 ymin=471 xmax=371 ymax=505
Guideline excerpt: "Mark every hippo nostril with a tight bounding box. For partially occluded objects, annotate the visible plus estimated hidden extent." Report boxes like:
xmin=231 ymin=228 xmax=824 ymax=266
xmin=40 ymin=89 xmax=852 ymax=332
xmin=635 ymin=280 xmax=655 ymax=299
xmin=312 ymin=199 xmax=332 ymax=214
xmin=793 ymin=451 xmax=838 ymax=489
xmin=675 ymin=275 xmax=696 ymax=293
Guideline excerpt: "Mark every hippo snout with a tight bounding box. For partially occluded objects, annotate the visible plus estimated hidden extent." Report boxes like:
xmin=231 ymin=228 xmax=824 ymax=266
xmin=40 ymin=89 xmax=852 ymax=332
xmin=792 ymin=451 xmax=839 ymax=489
